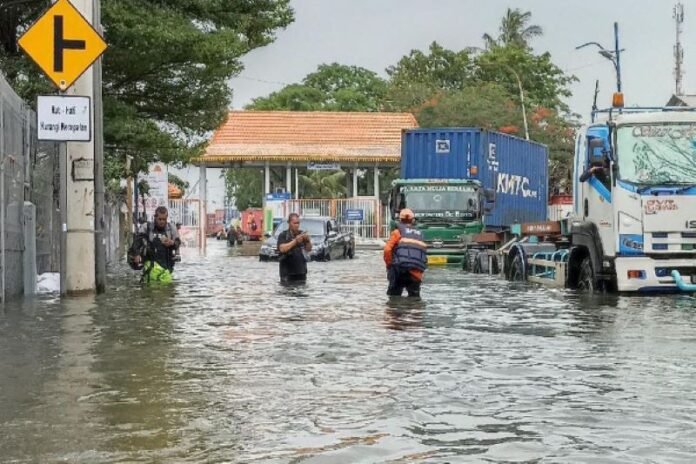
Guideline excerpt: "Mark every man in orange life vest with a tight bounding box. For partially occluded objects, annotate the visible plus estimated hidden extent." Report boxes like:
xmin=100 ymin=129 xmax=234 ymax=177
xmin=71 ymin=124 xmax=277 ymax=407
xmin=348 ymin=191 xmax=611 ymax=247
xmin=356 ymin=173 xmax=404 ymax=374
xmin=383 ymin=208 xmax=428 ymax=297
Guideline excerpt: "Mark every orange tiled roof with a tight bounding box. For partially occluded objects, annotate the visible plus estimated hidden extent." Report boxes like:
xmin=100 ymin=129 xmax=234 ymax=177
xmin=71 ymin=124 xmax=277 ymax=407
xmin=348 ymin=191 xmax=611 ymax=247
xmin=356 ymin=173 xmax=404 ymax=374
xmin=199 ymin=111 xmax=418 ymax=165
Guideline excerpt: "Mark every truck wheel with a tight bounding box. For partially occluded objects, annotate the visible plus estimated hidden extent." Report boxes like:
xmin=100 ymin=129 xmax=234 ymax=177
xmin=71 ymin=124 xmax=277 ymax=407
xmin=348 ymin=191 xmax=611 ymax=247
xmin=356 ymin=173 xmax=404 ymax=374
xmin=577 ymin=257 xmax=595 ymax=293
xmin=472 ymin=257 xmax=481 ymax=274
xmin=508 ymin=254 xmax=526 ymax=282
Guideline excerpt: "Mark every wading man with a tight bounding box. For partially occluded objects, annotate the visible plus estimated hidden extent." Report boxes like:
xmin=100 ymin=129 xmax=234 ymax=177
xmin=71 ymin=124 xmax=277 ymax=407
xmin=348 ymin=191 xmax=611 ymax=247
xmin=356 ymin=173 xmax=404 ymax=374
xmin=129 ymin=206 xmax=181 ymax=284
xmin=384 ymin=208 xmax=428 ymax=297
xmin=277 ymin=213 xmax=312 ymax=283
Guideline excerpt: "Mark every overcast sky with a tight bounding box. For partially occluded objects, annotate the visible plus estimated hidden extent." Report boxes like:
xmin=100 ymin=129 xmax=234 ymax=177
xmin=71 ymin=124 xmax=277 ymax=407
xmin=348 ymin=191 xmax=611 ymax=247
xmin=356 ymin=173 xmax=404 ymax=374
xmin=230 ymin=0 xmax=692 ymax=119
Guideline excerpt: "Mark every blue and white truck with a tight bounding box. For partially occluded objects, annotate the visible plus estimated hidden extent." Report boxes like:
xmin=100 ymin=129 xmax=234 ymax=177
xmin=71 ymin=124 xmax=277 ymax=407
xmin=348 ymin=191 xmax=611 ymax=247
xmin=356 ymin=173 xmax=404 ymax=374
xmin=494 ymin=102 xmax=696 ymax=292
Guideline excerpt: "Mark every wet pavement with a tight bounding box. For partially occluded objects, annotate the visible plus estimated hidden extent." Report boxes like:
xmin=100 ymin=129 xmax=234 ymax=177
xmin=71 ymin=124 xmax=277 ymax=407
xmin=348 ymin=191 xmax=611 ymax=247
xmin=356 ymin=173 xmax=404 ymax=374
xmin=3 ymin=240 xmax=696 ymax=462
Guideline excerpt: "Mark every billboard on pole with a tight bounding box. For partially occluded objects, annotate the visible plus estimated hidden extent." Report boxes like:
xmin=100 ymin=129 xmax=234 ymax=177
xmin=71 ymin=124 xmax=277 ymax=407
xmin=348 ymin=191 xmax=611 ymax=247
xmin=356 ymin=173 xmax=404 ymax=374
xmin=138 ymin=163 xmax=169 ymax=220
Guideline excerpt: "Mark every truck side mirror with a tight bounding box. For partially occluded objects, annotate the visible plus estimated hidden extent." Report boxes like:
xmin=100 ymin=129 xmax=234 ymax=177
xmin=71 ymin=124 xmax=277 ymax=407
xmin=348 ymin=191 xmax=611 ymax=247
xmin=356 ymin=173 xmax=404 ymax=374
xmin=588 ymin=138 xmax=607 ymax=166
xmin=483 ymin=188 xmax=495 ymax=203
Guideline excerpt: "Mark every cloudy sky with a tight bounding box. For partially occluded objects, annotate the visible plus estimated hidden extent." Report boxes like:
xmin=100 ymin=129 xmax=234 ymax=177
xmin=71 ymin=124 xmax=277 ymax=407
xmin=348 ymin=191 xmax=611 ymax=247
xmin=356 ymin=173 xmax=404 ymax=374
xmin=230 ymin=0 xmax=691 ymax=117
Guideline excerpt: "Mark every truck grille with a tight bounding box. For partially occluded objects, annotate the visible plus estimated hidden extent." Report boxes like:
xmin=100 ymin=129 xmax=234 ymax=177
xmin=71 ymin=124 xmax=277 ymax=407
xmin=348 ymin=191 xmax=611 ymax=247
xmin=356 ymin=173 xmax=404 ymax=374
xmin=646 ymin=232 xmax=696 ymax=252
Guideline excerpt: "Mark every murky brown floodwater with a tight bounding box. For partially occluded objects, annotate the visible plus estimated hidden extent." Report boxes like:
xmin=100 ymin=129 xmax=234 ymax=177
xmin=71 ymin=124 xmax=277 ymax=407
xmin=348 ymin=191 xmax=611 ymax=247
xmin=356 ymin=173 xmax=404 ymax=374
xmin=3 ymin=240 xmax=696 ymax=463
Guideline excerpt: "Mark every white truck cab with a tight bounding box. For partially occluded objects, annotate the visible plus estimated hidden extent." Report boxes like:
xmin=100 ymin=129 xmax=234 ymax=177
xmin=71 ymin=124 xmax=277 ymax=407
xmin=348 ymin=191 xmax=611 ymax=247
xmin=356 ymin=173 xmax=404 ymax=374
xmin=574 ymin=108 xmax=696 ymax=292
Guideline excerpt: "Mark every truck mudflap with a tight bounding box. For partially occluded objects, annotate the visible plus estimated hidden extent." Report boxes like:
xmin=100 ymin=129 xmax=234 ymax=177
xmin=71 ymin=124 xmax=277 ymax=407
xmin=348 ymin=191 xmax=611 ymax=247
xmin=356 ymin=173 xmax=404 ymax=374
xmin=671 ymin=271 xmax=696 ymax=292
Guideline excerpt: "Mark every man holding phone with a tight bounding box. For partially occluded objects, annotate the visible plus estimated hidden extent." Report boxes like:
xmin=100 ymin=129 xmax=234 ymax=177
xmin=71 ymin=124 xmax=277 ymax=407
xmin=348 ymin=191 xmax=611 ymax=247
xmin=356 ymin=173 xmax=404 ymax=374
xmin=277 ymin=213 xmax=313 ymax=283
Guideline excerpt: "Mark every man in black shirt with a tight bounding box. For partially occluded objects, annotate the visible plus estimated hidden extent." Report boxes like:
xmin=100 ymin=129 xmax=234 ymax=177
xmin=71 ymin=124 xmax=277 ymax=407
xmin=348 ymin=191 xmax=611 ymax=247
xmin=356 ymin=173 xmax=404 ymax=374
xmin=277 ymin=213 xmax=313 ymax=283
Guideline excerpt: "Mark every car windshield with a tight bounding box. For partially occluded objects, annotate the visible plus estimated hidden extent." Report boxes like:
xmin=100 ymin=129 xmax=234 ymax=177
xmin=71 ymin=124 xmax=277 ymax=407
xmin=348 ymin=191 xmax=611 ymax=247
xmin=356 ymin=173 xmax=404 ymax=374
xmin=402 ymin=185 xmax=478 ymax=218
xmin=616 ymin=124 xmax=696 ymax=185
xmin=273 ymin=218 xmax=325 ymax=237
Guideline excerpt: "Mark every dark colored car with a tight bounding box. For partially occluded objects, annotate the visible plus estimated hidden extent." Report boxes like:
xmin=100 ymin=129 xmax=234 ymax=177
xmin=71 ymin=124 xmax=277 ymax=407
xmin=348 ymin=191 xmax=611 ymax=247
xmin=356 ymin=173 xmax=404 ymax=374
xmin=259 ymin=216 xmax=355 ymax=262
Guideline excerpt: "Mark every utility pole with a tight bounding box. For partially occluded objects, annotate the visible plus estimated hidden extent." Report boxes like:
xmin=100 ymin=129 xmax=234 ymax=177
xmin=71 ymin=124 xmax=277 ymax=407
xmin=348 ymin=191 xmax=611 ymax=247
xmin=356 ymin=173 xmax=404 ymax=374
xmin=674 ymin=2 xmax=685 ymax=96
xmin=509 ymin=68 xmax=529 ymax=141
xmin=614 ymin=22 xmax=622 ymax=94
xmin=576 ymin=22 xmax=624 ymax=96
xmin=93 ymin=0 xmax=106 ymax=293
xmin=64 ymin=0 xmax=96 ymax=294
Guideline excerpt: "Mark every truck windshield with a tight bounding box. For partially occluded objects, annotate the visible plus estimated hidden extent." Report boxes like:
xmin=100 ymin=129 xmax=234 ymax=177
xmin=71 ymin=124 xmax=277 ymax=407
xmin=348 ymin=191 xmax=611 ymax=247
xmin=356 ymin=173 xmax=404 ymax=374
xmin=616 ymin=124 xmax=696 ymax=185
xmin=402 ymin=186 xmax=478 ymax=219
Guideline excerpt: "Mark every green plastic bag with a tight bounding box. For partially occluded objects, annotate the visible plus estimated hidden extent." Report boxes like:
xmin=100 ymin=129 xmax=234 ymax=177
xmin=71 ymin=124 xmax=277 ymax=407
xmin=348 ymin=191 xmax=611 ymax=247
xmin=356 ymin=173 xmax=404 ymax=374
xmin=143 ymin=261 xmax=173 ymax=285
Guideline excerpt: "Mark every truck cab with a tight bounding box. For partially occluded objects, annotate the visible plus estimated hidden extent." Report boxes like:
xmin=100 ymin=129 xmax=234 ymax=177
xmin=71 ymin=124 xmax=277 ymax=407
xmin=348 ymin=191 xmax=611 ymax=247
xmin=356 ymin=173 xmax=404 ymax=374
xmin=574 ymin=108 xmax=696 ymax=292
xmin=389 ymin=179 xmax=489 ymax=265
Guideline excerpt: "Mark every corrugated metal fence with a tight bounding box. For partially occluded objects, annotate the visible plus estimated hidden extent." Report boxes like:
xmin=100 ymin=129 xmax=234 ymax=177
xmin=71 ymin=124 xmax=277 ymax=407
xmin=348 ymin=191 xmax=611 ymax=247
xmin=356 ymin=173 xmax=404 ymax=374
xmin=282 ymin=198 xmax=390 ymax=239
xmin=1 ymin=73 xmax=61 ymax=298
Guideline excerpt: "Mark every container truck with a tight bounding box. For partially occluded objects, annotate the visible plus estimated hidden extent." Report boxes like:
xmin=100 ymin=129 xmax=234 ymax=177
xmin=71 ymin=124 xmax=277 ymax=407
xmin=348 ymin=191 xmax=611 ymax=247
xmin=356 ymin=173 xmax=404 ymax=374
xmin=389 ymin=128 xmax=549 ymax=264
xmin=480 ymin=101 xmax=696 ymax=293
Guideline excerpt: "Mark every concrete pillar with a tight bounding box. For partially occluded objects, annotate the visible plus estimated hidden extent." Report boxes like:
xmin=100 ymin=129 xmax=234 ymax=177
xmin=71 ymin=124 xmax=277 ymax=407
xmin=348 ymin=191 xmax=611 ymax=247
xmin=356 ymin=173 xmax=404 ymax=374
xmin=345 ymin=168 xmax=351 ymax=197
xmin=64 ymin=0 xmax=95 ymax=293
xmin=352 ymin=167 xmax=359 ymax=199
xmin=295 ymin=168 xmax=299 ymax=199
xmin=264 ymin=162 xmax=270 ymax=196
xmin=23 ymin=202 xmax=36 ymax=296
xmin=199 ymin=165 xmax=207 ymax=252
xmin=286 ymin=164 xmax=292 ymax=194
xmin=373 ymin=166 xmax=380 ymax=199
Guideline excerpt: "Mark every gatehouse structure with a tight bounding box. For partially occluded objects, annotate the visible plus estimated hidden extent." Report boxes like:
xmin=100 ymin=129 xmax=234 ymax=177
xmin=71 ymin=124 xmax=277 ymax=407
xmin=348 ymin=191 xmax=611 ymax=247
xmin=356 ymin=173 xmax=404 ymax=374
xmin=195 ymin=111 xmax=418 ymax=238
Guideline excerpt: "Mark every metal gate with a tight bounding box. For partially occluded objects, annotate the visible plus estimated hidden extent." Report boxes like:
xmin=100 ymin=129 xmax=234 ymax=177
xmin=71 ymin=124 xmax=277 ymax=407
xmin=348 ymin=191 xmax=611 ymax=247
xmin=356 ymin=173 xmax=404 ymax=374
xmin=282 ymin=198 xmax=389 ymax=239
xmin=169 ymin=199 xmax=204 ymax=251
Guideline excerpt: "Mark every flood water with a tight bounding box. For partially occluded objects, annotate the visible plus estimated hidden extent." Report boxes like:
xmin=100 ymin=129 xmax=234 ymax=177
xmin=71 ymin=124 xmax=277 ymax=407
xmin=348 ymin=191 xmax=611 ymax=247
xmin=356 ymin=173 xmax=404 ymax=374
xmin=3 ymin=240 xmax=696 ymax=463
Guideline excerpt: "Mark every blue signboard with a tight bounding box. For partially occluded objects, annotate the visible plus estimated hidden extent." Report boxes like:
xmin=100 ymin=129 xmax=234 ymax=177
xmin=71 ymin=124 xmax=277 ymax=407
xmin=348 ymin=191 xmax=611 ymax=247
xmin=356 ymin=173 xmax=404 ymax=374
xmin=345 ymin=209 xmax=364 ymax=221
xmin=266 ymin=192 xmax=291 ymax=201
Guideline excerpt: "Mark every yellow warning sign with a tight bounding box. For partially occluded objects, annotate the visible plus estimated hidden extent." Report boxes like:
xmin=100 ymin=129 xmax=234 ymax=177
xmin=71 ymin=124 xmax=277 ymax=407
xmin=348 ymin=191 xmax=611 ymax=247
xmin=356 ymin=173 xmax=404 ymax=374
xmin=18 ymin=0 xmax=107 ymax=91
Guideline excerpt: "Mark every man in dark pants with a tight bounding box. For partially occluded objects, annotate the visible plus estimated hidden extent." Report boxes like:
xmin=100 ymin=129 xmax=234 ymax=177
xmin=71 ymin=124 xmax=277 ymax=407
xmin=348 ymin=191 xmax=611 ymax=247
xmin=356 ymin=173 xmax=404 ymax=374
xmin=277 ymin=213 xmax=313 ymax=283
xmin=383 ymin=208 xmax=428 ymax=297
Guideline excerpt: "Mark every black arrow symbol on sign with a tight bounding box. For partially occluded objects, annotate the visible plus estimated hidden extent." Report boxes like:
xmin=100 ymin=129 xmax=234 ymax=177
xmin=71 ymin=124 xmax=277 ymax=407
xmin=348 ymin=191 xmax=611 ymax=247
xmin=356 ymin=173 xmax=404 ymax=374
xmin=53 ymin=15 xmax=85 ymax=72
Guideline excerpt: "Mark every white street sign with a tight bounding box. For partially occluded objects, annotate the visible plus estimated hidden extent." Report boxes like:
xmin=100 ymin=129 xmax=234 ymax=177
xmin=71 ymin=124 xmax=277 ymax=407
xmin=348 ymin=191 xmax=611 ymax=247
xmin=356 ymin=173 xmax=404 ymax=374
xmin=37 ymin=95 xmax=91 ymax=141
xmin=308 ymin=161 xmax=340 ymax=170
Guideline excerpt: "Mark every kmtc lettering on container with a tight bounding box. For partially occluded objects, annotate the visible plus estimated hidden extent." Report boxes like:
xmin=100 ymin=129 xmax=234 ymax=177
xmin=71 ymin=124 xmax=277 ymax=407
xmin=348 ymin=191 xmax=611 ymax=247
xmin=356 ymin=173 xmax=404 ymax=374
xmin=497 ymin=173 xmax=539 ymax=198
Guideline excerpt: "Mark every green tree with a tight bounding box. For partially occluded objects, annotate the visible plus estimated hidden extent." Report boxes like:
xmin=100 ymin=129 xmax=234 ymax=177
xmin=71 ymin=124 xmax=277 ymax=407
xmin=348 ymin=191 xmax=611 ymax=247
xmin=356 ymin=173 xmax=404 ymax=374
xmin=473 ymin=45 xmax=576 ymax=113
xmin=384 ymin=41 xmax=473 ymax=111
xmin=0 ymin=0 xmax=294 ymax=183
xmin=248 ymin=63 xmax=387 ymax=111
xmin=386 ymin=42 xmax=473 ymax=91
xmin=299 ymin=171 xmax=346 ymax=198
xmin=416 ymin=83 xmax=522 ymax=130
xmin=225 ymin=168 xmax=262 ymax=211
xmin=482 ymin=8 xmax=543 ymax=49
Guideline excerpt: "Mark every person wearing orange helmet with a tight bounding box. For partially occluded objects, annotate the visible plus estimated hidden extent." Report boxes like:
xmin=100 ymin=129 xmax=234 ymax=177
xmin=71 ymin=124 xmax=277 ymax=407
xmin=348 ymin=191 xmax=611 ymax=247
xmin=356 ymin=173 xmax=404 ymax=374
xmin=383 ymin=208 xmax=428 ymax=297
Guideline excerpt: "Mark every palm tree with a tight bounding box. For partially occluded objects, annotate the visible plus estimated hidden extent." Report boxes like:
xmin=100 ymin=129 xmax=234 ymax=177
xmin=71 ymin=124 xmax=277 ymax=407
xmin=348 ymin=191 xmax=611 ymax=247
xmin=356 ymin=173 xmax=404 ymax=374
xmin=483 ymin=8 xmax=543 ymax=49
xmin=299 ymin=170 xmax=347 ymax=198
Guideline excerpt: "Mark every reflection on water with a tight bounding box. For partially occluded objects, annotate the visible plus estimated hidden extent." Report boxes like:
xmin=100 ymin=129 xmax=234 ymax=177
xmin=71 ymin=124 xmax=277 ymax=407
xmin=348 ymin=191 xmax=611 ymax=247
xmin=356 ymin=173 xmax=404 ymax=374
xmin=2 ymin=240 xmax=696 ymax=462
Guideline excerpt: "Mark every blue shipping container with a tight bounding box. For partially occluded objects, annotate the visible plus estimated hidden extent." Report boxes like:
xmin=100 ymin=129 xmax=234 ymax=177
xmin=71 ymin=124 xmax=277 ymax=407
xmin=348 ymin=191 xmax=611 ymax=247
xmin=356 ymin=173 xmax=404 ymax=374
xmin=401 ymin=128 xmax=548 ymax=228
